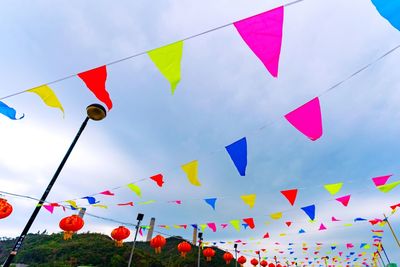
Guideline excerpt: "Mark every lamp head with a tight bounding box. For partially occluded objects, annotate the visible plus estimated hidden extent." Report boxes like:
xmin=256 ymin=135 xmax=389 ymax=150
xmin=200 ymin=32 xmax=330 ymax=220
xmin=86 ymin=104 xmax=107 ymax=121
xmin=137 ymin=213 xmax=144 ymax=221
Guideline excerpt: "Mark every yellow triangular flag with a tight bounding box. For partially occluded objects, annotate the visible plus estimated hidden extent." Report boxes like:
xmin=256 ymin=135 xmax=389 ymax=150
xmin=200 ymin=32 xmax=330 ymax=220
xmin=92 ymin=204 xmax=108 ymax=209
xmin=138 ymin=200 xmax=155 ymax=205
xmin=181 ymin=160 xmax=201 ymax=186
xmin=377 ymin=181 xmax=400 ymax=193
xmin=127 ymin=183 xmax=142 ymax=197
xmin=270 ymin=212 xmax=283 ymax=220
xmin=229 ymin=220 xmax=241 ymax=232
xmin=199 ymin=224 xmax=207 ymax=232
xmin=240 ymin=194 xmax=256 ymax=209
xmin=148 ymin=41 xmax=183 ymax=94
xmin=27 ymin=85 xmax=64 ymax=116
xmin=66 ymin=200 xmax=78 ymax=209
xmin=324 ymin=182 xmax=343 ymax=195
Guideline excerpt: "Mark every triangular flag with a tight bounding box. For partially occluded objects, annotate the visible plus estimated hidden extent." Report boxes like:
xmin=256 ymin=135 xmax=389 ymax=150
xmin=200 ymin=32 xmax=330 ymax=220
xmin=92 ymin=204 xmax=108 ymax=209
xmin=230 ymin=220 xmax=241 ymax=231
xmin=319 ymin=223 xmax=327 ymax=230
xmin=336 ymin=195 xmax=351 ymax=207
xmin=147 ymin=41 xmax=183 ymax=94
xmin=377 ymin=180 xmax=400 ymax=193
xmin=240 ymin=194 xmax=256 ymax=209
xmin=299 ymin=229 xmax=306 ymax=234
xmin=372 ymin=175 xmax=391 ymax=186
xmin=285 ymin=221 xmax=292 ymax=227
xmin=127 ymin=183 xmax=142 ymax=197
xmin=225 ymin=137 xmax=247 ymax=176
xmin=242 ymin=223 xmax=249 ymax=230
xmin=280 ymin=189 xmax=298 ymax=206
xmin=65 ymin=200 xmax=78 ymax=209
xmin=284 ymin=97 xmax=323 ymax=141
xmin=137 ymin=200 xmax=155 ymax=205
xmin=27 ymin=85 xmax=64 ymax=116
xmin=207 ymin=223 xmax=217 ymax=232
xmin=263 ymin=232 xmax=270 ymax=238
xmin=204 ymin=198 xmax=217 ymax=210
xmin=0 ymin=101 xmax=24 ymax=120
xmin=354 ymin=218 xmax=367 ymax=222
xmin=270 ymin=212 xmax=283 ymax=220
xmin=77 ymin=65 xmax=112 ymax=110
xmin=390 ymin=203 xmax=400 ymax=210
xmin=221 ymin=223 xmax=228 ymax=229
xmin=199 ymin=224 xmax=207 ymax=232
xmin=346 ymin=243 xmax=354 ymax=249
xmin=150 ymin=174 xmax=164 ymax=187
xmin=233 ymin=6 xmax=284 ymax=77
xmin=82 ymin=196 xmax=99 ymax=205
xmin=181 ymin=160 xmax=201 ymax=186
xmin=99 ymin=190 xmax=114 ymax=196
xmin=301 ymin=205 xmax=316 ymax=221
xmin=332 ymin=216 xmax=341 ymax=222
xmin=117 ymin=202 xmax=134 ymax=206
xmin=371 ymin=0 xmax=400 ymax=31
xmin=243 ymin=218 xmax=255 ymax=229
xmin=324 ymin=183 xmax=343 ymax=195
xmin=43 ymin=205 xmax=54 ymax=214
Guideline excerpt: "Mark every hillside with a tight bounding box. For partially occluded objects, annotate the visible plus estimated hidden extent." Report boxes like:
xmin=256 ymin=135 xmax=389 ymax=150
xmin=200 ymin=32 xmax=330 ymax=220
xmin=0 ymin=233 xmax=235 ymax=267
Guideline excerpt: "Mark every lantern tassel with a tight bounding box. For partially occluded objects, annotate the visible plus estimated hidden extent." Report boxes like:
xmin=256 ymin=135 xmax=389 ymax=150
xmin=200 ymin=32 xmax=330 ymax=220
xmin=63 ymin=231 xmax=74 ymax=240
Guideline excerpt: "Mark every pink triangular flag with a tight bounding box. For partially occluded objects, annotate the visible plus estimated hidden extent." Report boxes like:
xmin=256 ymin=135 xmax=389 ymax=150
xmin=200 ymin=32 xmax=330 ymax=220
xmin=372 ymin=175 xmax=392 ymax=186
xmin=233 ymin=6 xmax=284 ymax=77
xmin=207 ymin=223 xmax=217 ymax=232
xmin=221 ymin=223 xmax=229 ymax=229
xmin=319 ymin=223 xmax=327 ymax=230
xmin=331 ymin=216 xmax=341 ymax=222
xmin=346 ymin=243 xmax=354 ymax=249
xmin=336 ymin=195 xmax=351 ymax=207
xmin=339 ymin=252 xmax=343 ymax=256
xmin=100 ymin=190 xmax=115 ymax=196
xmin=43 ymin=204 xmax=54 ymax=214
xmin=285 ymin=97 xmax=323 ymax=141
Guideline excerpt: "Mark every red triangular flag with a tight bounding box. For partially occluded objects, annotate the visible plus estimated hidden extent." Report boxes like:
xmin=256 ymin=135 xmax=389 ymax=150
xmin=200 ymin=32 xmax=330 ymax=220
xmin=280 ymin=189 xmax=298 ymax=206
xmin=78 ymin=65 xmax=113 ymax=110
xmin=335 ymin=195 xmax=351 ymax=207
xmin=285 ymin=221 xmax=292 ymax=227
xmin=263 ymin=232 xmax=270 ymax=239
xmin=150 ymin=173 xmax=164 ymax=187
xmin=284 ymin=97 xmax=323 ymax=141
xmin=243 ymin=218 xmax=255 ymax=229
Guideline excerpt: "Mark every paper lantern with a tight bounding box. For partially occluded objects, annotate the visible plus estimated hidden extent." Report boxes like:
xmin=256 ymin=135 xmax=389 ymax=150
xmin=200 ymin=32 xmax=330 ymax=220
xmin=0 ymin=198 xmax=13 ymax=219
xmin=269 ymin=263 xmax=276 ymax=267
xmin=203 ymin=247 xmax=216 ymax=262
xmin=150 ymin=235 xmax=166 ymax=253
xmin=177 ymin=241 xmax=192 ymax=258
xmin=59 ymin=215 xmax=84 ymax=240
xmin=260 ymin=260 xmax=268 ymax=267
xmin=238 ymin=255 xmax=247 ymax=266
xmin=277 ymin=264 xmax=282 ymax=267
xmin=251 ymin=258 xmax=259 ymax=266
xmin=223 ymin=252 xmax=234 ymax=264
xmin=111 ymin=226 xmax=130 ymax=247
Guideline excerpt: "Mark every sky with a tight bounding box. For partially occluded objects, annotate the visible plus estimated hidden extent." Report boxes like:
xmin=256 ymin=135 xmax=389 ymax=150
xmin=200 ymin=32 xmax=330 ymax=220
xmin=0 ymin=0 xmax=400 ymax=266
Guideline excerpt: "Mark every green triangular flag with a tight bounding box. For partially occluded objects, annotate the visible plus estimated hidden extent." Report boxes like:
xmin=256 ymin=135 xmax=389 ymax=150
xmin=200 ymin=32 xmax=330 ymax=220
xmin=377 ymin=181 xmax=400 ymax=193
xmin=148 ymin=41 xmax=183 ymax=94
xmin=324 ymin=182 xmax=343 ymax=195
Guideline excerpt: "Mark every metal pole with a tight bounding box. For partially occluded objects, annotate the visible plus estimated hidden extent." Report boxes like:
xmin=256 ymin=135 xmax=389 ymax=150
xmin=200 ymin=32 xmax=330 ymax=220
xmin=3 ymin=116 xmax=91 ymax=267
xmin=128 ymin=213 xmax=144 ymax=267
xmin=380 ymin=244 xmax=390 ymax=264
xmin=258 ymin=252 xmax=261 ymax=267
xmin=384 ymin=214 xmax=400 ymax=248
xmin=197 ymin=232 xmax=203 ymax=267
xmin=377 ymin=250 xmax=386 ymax=267
xmin=234 ymin=244 xmax=238 ymax=267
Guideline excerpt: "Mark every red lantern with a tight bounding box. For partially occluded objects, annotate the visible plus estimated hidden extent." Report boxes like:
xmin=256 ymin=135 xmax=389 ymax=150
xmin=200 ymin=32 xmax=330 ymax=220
xmin=251 ymin=258 xmax=259 ymax=266
xmin=223 ymin=252 xmax=234 ymax=264
xmin=111 ymin=226 xmax=130 ymax=247
xmin=277 ymin=264 xmax=282 ymax=267
xmin=177 ymin=241 xmax=192 ymax=258
xmin=203 ymin=247 xmax=216 ymax=262
xmin=269 ymin=263 xmax=276 ymax=267
xmin=238 ymin=255 xmax=247 ymax=266
xmin=150 ymin=235 xmax=166 ymax=253
xmin=59 ymin=215 xmax=84 ymax=240
xmin=0 ymin=199 xmax=12 ymax=219
xmin=260 ymin=260 xmax=268 ymax=267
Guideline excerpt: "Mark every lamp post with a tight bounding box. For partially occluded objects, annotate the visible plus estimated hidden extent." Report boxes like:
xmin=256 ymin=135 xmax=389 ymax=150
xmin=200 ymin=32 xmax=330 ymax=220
xmin=127 ymin=213 xmax=144 ymax=267
xmin=234 ymin=244 xmax=238 ymax=267
xmin=3 ymin=104 xmax=107 ymax=267
xmin=197 ymin=232 xmax=203 ymax=267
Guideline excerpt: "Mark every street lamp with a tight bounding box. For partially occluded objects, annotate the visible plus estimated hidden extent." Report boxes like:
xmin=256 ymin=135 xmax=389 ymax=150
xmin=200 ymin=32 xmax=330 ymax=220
xmin=127 ymin=213 xmax=144 ymax=267
xmin=234 ymin=244 xmax=238 ymax=267
xmin=3 ymin=104 xmax=107 ymax=267
xmin=197 ymin=232 xmax=203 ymax=267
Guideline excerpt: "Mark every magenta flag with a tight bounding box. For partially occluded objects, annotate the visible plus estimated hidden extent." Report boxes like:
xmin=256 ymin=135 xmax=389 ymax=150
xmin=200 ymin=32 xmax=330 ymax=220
xmin=233 ymin=6 xmax=284 ymax=77
xmin=285 ymin=97 xmax=323 ymax=141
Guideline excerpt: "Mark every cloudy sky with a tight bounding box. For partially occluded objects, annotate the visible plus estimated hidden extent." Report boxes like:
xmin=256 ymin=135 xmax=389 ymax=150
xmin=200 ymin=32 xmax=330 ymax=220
xmin=1 ymin=0 xmax=400 ymax=265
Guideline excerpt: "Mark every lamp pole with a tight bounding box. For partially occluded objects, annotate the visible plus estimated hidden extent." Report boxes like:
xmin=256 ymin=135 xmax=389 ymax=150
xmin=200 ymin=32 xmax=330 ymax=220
xmin=3 ymin=104 xmax=107 ymax=267
xmin=197 ymin=232 xmax=203 ymax=267
xmin=127 ymin=213 xmax=144 ymax=267
xmin=234 ymin=244 xmax=238 ymax=267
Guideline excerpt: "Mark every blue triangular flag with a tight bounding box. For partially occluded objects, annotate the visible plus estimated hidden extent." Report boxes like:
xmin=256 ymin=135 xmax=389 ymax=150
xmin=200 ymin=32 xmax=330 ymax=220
xmin=290 ymin=251 xmax=294 ymax=254
xmin=242 ymin=223 xmax=249 ymax=229
xmin=360 ymin=243 xmax=367 ymax=248
xmin=191 ymin=224 xmax=198 ymax=229
xmin=82 ymin=196 xmax=99 ymax=205
xmin=354 ymin=217 xmax=367 ymax=222
xmin=331 ymin=246 xmax=336 ymax=250
xmin=204 ymin=198 xmax=217 ymax=210
xmin=301 ymin=204 xmax=316 ymax=221
xmin=299 ymin=229 xmax=306 ymax=234
xmin=225 ymin=137 xmax=247 ymax=176
xmin=0 ymin=101 xmax=24 ymax=120
xmin=371 ymin=0 xmax=400 ymax=31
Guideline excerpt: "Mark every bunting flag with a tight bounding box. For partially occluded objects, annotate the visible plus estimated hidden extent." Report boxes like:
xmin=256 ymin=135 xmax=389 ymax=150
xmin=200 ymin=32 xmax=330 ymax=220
xmin=43 ymin=204 xmax=54 ymax=214
xmin=301 ymin=205 xmax=316 ymax=221
xmin=0 ymin=101 xmax=24 ymax=120
xmin=181 ymin=160 xmax=201 ymax=186
xmin=65 ymin=200 xmax=79 ymax=209
xmin=27 ymin=85 xmax=64 ymax=115
xmin=150 ymin=174 xmax=164 ymax=187
xmin=354 ymin=218 xmax=367 ymax=222
xmin=346 ymin=243 xmax=354 ymax=249
xmin=319 ymin=223 xmax=327 ymax=230
xmin=372 ymin=175 xmax=391 ymax=186
xmin=99 ymin=190 xmax=114 ymax=196
xmin=225 ymin=137 xmax=247 ymax=176
xmin=127 ymin=183 xmax=142 ymax=197
xmin=230 ymin=220 xmax=241 ymax=231
xmin=336 ymin=195 xmax=351 ymax=207
xmin=299 ymin=229 xmax=306 ymax=234
xmin=199 ymin=224 xmax=207 ymax=232
xmin=377 ymin=180 xmax=400 ymax=192
xmin=138 ymin=200 xmax=155 ymax=205
xmin=243 ymin=218 xmax=255 ymax=229
xmin=263 ymin=232 xmax=270 ymax=238
xmin=77 ymin=65 xmax=113 ymax=110
xmin=324 ymin=182 xmax=343 ymax=195
xmin=233 ymin=6 xmax=284 ymax=77
xmin=270 ymin=212 xmax=283 ymax=220
xmin=390 ymin=203 xmax=400 ymax=210
xmin=240 ymin=194 xmax=256 ymax=208
xmin=117 ymin=202 xmax=134 ymax=206
xmin=285 ymin=221 xmax=292 ymax=227
xmin=147 ymin=41 xmax=184 ymax=94
xmin=371 ymin=0 xmax=400 ymax=30
xmin=280 ymin=189 xmax=298 ymax=206
xmin=82 ymin=196 xmax=99 ymax=205
xmin=332 ymin=216 xmax=341 ymax=222
xmin=204 ymin=198 xmax=217 ymax=210
xmin=92 ymin=204 xmax=108 ymax=209
xmin=221 ymin=223 xmax=228 ymax=229
xmin=284 ymin=97 xmax=323 ymax=141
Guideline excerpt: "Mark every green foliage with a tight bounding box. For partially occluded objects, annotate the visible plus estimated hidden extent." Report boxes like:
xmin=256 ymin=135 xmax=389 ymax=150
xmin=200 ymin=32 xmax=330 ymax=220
xmin=0 ymin=233 xmax=235 ymax=266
